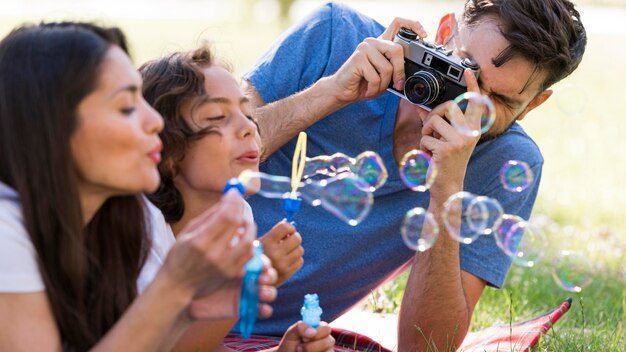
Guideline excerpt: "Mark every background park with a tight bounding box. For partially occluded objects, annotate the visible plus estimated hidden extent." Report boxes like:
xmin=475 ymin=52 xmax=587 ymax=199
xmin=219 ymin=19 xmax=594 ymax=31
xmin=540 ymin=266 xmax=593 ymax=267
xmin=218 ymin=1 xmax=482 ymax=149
xmin=1 ymin=0 xmax=624 ymax=350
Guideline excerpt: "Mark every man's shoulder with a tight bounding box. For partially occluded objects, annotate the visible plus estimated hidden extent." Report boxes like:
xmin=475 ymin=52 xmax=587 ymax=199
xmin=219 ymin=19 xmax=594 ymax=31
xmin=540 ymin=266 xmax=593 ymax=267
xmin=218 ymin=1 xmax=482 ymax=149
xmin=475 ymin=123 xmax=543 ymax=165
xmin=308 ymin=2 xmax=384 ymax=37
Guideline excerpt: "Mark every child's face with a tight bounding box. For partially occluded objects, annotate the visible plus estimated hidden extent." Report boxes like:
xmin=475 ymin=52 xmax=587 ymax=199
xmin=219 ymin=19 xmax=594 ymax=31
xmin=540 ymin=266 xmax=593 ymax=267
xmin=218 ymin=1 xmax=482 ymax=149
xmin=176 ymin=65 xmax=261 ymax=195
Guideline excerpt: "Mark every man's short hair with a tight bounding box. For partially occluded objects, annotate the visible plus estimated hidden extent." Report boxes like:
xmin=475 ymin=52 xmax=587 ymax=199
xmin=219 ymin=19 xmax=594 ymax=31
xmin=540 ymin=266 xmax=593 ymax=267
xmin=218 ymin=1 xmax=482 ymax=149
xmin=463 ymin=0 xmax=587 ymax=90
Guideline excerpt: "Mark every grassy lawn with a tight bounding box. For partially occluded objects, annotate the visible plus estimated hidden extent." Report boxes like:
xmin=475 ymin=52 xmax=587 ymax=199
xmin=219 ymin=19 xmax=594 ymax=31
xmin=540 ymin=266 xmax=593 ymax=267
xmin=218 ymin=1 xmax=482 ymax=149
xmin=1 ymin=0 xmax=624 ymax=350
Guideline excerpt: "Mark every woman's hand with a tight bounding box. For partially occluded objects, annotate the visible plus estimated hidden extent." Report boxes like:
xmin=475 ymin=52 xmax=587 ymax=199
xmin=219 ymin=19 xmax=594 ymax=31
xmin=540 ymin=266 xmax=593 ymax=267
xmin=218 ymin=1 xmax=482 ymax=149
xmin=160 ymin=189 xmax=255 ymax=320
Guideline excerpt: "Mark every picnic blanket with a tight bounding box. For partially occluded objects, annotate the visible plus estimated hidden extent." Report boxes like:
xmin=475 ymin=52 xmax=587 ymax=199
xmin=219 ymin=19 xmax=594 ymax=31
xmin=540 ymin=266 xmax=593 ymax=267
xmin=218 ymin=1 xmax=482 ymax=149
xmin=459 ymin=297 xmax=572 ymax=352
xmin=223 ymin=298 xmax=572 ymax=351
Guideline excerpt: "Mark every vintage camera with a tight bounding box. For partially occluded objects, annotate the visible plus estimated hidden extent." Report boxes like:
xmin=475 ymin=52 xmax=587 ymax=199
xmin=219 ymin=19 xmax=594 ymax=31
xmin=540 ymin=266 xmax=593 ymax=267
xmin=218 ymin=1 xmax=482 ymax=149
xmin=387 ymin=27 xmax=479 ymax=111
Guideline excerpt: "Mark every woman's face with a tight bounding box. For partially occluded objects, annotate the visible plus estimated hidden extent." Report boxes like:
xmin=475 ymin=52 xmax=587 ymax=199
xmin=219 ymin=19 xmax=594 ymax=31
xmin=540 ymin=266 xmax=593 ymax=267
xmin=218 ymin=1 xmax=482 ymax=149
xmin=71 ymin=46 xmax=164 ymax=197
xmin=175 ymin=65 xmax=260 ymax=196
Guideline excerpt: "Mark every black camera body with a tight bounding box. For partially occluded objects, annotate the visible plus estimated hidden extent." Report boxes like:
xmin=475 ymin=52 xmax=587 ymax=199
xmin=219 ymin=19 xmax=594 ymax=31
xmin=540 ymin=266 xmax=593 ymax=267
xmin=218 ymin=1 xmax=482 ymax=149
xmin=387 ymin=28 xmax=479 ymax=111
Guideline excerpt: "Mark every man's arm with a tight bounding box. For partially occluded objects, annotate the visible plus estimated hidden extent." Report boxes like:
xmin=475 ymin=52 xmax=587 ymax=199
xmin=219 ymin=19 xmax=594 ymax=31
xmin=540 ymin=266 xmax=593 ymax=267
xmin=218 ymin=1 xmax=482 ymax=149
xmin=242 ymin=77 xmax=348 ymax=161
xmin=243 ymin=17 xmax=427 ymax=160
xmin=398 ymin=69 xmax=487 ymax=351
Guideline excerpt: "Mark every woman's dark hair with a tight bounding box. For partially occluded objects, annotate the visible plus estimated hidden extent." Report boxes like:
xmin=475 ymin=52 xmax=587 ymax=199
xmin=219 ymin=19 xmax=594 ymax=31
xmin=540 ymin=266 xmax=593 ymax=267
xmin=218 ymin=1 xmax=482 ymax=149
xmin=139 ymin=46 xmax=220 ymax=222
xmin=0 ymin=22 xmax=150 ymax=350
xmin=463 ymin=0 xmax=587 ymax=90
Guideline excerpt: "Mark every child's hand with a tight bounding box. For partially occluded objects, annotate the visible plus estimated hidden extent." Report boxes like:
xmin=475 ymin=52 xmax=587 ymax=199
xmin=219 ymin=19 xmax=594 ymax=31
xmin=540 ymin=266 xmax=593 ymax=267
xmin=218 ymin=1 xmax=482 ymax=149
xmin=259 ymin=220 xmax=304 ymax=286
xmin=276 ymin=321 xmax=334 ymax=352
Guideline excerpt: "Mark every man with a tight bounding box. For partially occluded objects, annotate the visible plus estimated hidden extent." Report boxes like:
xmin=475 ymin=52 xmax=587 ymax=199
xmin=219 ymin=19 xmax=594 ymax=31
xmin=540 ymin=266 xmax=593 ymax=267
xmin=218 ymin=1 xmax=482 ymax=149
xmin=240 ymin=0 xmax=586 ymax=350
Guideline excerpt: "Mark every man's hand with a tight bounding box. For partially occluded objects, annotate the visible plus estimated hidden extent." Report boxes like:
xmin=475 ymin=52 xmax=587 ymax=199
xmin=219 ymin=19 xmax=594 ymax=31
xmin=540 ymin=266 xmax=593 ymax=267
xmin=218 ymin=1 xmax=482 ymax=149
xmin=419 ymin=69 xmax=482 ymax=199
xmin=326 ymin=17 xmax=427 ymax=103
xmin=259 ymin=220 xmax=304 ymax=287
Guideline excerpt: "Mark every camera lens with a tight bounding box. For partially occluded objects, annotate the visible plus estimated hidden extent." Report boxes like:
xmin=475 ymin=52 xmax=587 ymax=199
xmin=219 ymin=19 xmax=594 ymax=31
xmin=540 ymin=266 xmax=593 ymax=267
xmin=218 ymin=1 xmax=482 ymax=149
xmin=404 ymin=69 xmax=446 ymax=106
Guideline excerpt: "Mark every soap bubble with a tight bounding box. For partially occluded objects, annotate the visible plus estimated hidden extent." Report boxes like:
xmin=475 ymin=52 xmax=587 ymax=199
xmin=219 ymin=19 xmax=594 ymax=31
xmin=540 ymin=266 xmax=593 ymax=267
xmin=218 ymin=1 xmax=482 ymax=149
xmin=302 ymin=155 xmax=332 ymax=177
xmin=303 ymin=151 xmax=388 ymax=192
xmin=353 ymin=151 xmax=388 ymax=192
xmin=499 ymin=160 xmax=534 ymax=192
xmin=442 ymin=191 xmax=484 ymax=244
xmin=238 ymin=170 xmax=373 ymax=226
xmin=315 ymin=172 xmax=373 ymax=226
xmin=494 ymin=214 xmax=545 ymax=267
xmin=466 ymin=196 xmax=504 ymax=235
xmin=552 ymin=250 xmax=593 ymax=292
xmin=451 ymin=92 xmax=496 ymax=137
xmin=399 ymin=150 xmax=437 ymax=192
xmin=401 ymin=207 xmax=439 ymax=252
xmin=329 ymin=153 xmax=353 ymax=174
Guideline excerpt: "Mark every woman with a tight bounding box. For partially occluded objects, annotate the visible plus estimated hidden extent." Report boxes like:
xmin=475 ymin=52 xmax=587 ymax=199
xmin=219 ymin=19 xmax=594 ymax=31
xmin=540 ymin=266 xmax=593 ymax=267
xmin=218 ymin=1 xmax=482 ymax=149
xmin=0 ymin=22 xmax=275 ymax=351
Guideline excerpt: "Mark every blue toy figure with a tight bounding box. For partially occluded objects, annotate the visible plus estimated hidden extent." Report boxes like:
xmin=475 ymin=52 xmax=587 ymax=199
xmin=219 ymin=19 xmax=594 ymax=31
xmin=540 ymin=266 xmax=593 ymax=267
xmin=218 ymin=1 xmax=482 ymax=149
xmin=300 ymin=293 xmax=323 ymax=328
xmin=239 ymin=240 xmax=264 ymax=339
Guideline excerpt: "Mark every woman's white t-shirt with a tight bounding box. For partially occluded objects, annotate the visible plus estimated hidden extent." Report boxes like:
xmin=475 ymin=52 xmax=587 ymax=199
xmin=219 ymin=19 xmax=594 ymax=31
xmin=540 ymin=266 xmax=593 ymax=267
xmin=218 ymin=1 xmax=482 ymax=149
xmin=138 ymin=199 xmax=255 ymax=293
xmin=0 ymin=181 xmax=174 ymax=294
xmin=0 ymin=180 xmax=254 ymax=294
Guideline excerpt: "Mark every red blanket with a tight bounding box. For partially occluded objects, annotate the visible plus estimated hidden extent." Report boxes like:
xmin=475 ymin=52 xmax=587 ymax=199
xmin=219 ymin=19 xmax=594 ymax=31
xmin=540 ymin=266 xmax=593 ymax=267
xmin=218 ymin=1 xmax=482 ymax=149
xmin=223 ymin=298 xmax=571 ymax=352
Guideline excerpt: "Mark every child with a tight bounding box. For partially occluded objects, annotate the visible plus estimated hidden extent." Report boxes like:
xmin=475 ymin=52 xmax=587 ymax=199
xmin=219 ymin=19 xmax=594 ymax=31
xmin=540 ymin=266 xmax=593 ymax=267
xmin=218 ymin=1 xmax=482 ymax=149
xmin=141 ymin=46 xmax=332 ymax=351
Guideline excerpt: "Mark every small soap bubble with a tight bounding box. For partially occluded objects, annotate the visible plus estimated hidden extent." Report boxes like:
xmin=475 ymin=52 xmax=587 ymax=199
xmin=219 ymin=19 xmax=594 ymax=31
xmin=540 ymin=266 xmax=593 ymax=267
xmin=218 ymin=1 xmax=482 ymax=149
xmin=499 ymin=160 xmax=534 ymax=192
xmin=401 ymin=207 xmax=439 ymax=252
xmin=329 ymin=152 xmax=354 ymax=174
xmin=304 ymin=151 xmax=387 ymax=192
xmin=451 ymin=92 xmax=496 ymax=137
xmin=353 ymin=151 xmax=388 ymax=192
xmin=555 ymin=83 xmax=588 ymax=116
xmin=494 ymin=214 xmax=545 ymax=267
xmin=466 ymin=196 xmax=504 ymax=235
xmin=552 ymin=250 xmax=593 ymax=292
xmin=303 ymin=155 xmax=332 ymax=178
xmin=399 ymin=150 xmax=437 ymax=192
xmin=442 ymin=191 xmax=483 ymax=244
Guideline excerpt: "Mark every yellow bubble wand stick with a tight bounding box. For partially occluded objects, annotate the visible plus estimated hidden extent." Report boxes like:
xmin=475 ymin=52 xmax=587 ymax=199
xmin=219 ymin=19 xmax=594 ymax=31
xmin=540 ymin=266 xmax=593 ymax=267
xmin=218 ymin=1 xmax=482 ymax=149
xmin=283 ymin=131 xmax=307 ymax=224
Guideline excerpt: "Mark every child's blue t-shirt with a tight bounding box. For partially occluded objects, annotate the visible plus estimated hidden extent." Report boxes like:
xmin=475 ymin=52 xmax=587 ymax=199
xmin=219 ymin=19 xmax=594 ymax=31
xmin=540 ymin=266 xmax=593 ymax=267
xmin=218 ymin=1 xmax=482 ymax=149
xmin=242 ymin=3 xmax=543 ymax=335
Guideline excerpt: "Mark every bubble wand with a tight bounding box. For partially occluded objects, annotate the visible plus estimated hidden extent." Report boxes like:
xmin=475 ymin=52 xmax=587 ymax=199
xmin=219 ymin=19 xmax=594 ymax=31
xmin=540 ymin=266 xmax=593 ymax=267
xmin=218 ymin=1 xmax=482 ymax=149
xmin=282 ymin=132 xmax=307 ymax=225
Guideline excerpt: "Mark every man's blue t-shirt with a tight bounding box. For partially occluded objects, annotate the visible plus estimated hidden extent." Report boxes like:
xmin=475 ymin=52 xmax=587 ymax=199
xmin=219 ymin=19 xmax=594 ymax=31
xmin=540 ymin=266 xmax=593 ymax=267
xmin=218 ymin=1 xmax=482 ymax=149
xmin=242 ymin=3 xmax=543 ymax=335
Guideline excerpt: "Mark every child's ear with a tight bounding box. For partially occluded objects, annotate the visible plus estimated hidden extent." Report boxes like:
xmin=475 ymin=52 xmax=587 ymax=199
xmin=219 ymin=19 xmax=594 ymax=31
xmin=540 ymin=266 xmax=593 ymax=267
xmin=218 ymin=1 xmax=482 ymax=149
xmin=434 ymin=13 xmax=457 ymax=45
xmin=164 ymin=157 xmax=177 ymax=176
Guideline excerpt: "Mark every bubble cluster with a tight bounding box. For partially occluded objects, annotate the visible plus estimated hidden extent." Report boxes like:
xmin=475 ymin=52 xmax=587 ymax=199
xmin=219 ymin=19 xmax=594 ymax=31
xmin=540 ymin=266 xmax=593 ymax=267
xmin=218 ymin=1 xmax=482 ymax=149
xmin=238 ymin=170 xmax=373 ymax=226
xmin=499 ymin=160 xmax=534 ymax=192
xmin=451 ymin=92 xmax=496 ymax=137
xmin=303 ymin=151 xmax=388 ymax=192
xmin=401 ymin=207 xmax=439 ymax=252
xmin=494 ymin=214 xmax=545 ymax=267
xmin=399 ymin=150 xmax=437 ymax=192
xmin=552 ymin=250 xmax=593 ymax=292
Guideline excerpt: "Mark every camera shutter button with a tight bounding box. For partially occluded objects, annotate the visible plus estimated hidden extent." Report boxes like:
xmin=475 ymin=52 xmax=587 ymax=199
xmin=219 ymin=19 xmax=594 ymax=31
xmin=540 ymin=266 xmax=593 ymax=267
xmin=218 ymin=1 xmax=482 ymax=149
xmin=461 ymin=58 xmax=479 ymax=69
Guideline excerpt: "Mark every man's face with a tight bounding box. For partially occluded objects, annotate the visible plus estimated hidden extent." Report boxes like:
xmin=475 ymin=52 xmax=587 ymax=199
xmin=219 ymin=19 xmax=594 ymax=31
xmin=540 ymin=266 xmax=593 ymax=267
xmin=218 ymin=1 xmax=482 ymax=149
xmin=444 ymin=17 xmax=550 ymax=141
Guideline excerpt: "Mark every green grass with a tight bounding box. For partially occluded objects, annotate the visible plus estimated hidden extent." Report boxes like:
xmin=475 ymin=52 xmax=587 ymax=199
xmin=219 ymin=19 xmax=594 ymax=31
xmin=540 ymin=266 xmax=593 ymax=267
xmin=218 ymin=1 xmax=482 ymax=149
xmin=2 ymin=1 xmax=625 ymax=350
